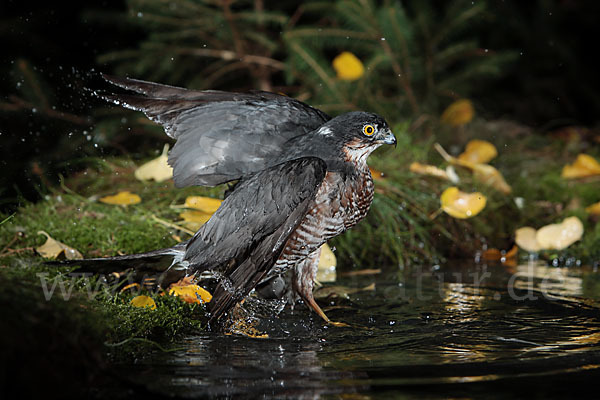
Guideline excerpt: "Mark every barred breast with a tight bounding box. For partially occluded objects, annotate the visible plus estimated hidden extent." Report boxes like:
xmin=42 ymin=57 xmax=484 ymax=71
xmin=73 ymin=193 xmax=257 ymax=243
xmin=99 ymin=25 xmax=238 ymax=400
xmin=272 ymin=164 xmax=374 ymax=275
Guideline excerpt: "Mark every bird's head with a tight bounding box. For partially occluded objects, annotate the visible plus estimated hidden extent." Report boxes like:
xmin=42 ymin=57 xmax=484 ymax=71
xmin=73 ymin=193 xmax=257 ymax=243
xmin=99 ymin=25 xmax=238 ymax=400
xmin=318 ymin=111 xmax=396 ymax=163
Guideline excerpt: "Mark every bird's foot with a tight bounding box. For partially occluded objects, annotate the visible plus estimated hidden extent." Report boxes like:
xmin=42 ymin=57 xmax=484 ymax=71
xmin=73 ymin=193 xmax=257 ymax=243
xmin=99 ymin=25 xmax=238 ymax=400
xmin=222 ymin=303 xmax=269 ymax=338
xmin=303 ymin=294 xmax=350 ymax=327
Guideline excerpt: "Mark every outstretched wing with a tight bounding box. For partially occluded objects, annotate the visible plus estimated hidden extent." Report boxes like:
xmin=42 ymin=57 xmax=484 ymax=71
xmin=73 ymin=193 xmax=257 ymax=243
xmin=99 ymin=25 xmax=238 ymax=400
xmin=180 ymin=157 xmax=327 ymax=322
xmin=102 ymin=75 xmax=330 ymax=187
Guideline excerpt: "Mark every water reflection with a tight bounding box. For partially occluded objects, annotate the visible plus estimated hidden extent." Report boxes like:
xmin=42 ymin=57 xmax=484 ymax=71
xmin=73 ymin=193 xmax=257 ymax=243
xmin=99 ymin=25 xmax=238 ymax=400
xmin=118 ymin=261 xmax=600 ymax=398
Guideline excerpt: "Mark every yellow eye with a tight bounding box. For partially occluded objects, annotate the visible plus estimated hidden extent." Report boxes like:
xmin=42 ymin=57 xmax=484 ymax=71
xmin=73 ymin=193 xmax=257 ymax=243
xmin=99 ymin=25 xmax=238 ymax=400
xmin=363 ymin=124 xmax=375 ymax=136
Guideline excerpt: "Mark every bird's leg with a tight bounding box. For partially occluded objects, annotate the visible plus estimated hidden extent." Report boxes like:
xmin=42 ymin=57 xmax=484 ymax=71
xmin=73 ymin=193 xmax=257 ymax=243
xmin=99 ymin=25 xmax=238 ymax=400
xmin=293 ymin=246 xmax=349 ymax=327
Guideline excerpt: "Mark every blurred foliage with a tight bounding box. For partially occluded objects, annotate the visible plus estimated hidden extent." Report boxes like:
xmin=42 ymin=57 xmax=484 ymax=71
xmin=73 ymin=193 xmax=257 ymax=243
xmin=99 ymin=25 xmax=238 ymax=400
xmin=94 ymin=0 xmax=517 ymax=122
xmin=283 ymin=0 xmax=517 ymax=120
xmin=93 ymin=0 xmax=288 ymax=91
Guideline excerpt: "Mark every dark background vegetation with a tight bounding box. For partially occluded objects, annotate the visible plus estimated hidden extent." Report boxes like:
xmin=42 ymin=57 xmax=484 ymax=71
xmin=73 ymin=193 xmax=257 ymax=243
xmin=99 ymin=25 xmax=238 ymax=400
xmin=1 ymin=0 xmax=599 ymax=212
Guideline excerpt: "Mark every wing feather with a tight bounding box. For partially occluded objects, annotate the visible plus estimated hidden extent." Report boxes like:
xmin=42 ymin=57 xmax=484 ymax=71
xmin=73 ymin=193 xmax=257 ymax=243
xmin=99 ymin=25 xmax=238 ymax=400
xmin=102 ymin=75 xmax=330 ymax=187
xmin=180 ymin=157 xmax=327 ymax=321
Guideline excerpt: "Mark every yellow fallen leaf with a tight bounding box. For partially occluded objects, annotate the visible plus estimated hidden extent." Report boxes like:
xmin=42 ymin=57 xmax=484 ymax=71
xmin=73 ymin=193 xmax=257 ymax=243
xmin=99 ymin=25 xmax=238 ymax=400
xmin=409 ymin=162 xmax=450 ymax=180
xmin=99 ymin=191 xmax=141 ymax=205
xmin=134 ymin=144 xmax=173 ymax=182
xmin=317 ymin=243 xmax=337 ymax=283
xmin=561 ymin=154 xmax=600 ymax=178
xmin=585 ymin=201 xmax=600 ymax=215
xmin=369 ymin=167 xmax=386 ymax=181
xmin=481 ymin=245 xmax=518 ymax=267
xmin=440 ymin=186 xmax=486 ymax=219
xmin=332 ymin=51 xmax=364 ymax=81
xmin=434 ymin=143 xmax=511 ymax=194
xmin=515 ymin=216 xmax=584 ymax=252
xmin=120 ymin=283 xmax=141 ymax=293
xmin=470 ymin=163 xmax=512 ymax=195
xmin=536 ymin=216 xmax=584 ymax=250
xmin=515 ymin=227 xmax=541 ymax=252
xmin=183 ymin=196 xmax=222 ymax=213
xmin=130 ymin=295 xmax=156 ymax=310
xmin=458 ymin=139 xmax=498 ymax=164
xmin=180 ymin=210 xmax=213 ymax=230
xmin=440 ymin=99 xmax=474 ymax=127
xmin=169 ymin=284 xmax=212 ymax=304
xmin=36 ymin=231 xmax=83 ymax=260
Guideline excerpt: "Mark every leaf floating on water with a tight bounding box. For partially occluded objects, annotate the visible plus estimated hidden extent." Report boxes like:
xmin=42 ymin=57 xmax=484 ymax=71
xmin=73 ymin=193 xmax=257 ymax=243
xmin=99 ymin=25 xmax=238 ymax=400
xmin=585 ymin=201 xmax=600 ymax=215
xmin=36 ymin=231 xmax=83 ymax=260
xmin=317 ymin=243 xmax=337 ymax=283
xmin=440 ymin=187 xmax=486 ymax=219
xmin=183 ymin=196 xmax=222 ymax=213
xmin=130 ymin=295 xmax=156 ymax=310
xmin=440 ymin=99 xmax=474 ymax=127
xmin=180 ymin=210 xmax=213 ymax=230
xmin=99 ymin=191 xmax=141 ymax=206
xmin=458 ymin=139 xmax=498 ymax=164
xmin=409 ymin=162 xmax=450 ymax=180
xmin=169 ymin=284 xmax=212 ymax=304
xmin=332 ymin=51 xmax=364 ymax=81
xmin=515 ymin=217 xmax=584 ymax=252
xmin=536 ymin=216 xmax=584 ymax=250
xmin=134 ymin=144 xmax=173 ymax=182
xmin=482 ymin=245 xmax=517 ymax=267
xmin=561 ymin=154 xmax=600 ymax=179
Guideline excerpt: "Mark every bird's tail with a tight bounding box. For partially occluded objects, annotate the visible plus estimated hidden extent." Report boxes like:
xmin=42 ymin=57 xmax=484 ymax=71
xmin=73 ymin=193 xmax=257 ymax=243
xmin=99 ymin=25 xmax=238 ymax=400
xmin=46 ymin=243 xmax=189 ymax=288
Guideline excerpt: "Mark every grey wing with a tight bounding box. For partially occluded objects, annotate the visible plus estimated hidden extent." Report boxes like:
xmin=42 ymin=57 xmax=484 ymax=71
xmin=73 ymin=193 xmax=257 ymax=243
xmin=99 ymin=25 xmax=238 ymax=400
xmin=102 ymin=75 xmax=330 ymax=187
xmin=180 ymin=157 xmax=327 ymax=322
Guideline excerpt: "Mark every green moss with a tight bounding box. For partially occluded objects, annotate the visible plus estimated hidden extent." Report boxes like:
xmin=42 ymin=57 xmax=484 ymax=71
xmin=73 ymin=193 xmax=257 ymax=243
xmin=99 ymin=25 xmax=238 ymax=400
xmin=0 ymin=158 xmax=220 ymax=355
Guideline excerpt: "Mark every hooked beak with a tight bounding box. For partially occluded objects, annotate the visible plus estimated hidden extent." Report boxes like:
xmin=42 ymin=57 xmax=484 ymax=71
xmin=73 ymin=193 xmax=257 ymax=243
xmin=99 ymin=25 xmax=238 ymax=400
xmin=377 ymin=128 xmax=397 ymax=147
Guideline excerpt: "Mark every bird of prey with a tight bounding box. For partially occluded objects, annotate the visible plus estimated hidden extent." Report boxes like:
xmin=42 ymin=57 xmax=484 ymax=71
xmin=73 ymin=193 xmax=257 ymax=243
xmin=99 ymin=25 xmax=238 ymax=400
xmin=55 ymin=75 xmax=396 ymax=325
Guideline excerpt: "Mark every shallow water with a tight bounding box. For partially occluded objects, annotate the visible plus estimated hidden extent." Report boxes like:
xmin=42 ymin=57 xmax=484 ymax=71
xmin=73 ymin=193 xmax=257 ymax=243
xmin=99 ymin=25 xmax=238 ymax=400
xmin=118 ymin=261 xmax=600 ymax=398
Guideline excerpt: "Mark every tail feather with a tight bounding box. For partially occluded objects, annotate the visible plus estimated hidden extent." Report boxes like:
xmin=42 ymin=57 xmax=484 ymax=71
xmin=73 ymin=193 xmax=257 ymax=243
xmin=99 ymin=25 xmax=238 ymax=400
xmin=46 ymin=244 xmax=188 ymax=287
